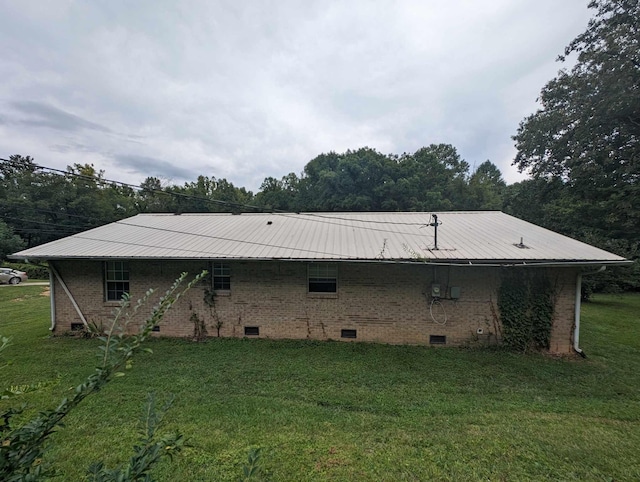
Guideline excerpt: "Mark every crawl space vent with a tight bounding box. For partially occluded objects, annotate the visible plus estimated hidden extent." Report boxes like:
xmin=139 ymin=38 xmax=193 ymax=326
xmin=341 ymin=329 xmax=357 ymax=339
xmin=152 ymin=325 xmax=160 ymax=332
xmin=244 ymin=326 xmax=259 ymax=336
xmin=429 ymin=335 xmax=446 ymax=345
xmin=70 ymin=323 xmax=84 ymax=331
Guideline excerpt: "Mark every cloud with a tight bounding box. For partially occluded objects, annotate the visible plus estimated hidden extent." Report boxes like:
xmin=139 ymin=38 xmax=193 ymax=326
xmin=10 ymin=101 xmax=112 ymax=133
xmin=0 ymin=0 xmax=593 ymax=190
xmin=113 ymin=154 xmax=197 ymax=182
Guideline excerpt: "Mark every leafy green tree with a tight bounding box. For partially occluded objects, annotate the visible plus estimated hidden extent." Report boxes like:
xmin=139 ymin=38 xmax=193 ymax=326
xmin=0 ymin=220 xmax=24 ymax=261
xmin=396 ymin=144 xmax=470 ymax=211
xmin=467 ymin=161 xmax=506 ymax=210
xmin=0 ymin=272 xmax=204 ymax=480
xmin=513 ymin=0 xmax=640 ymax=236
xmin=255 ymin=173 xmax=301 ymax=212
xmin=290 ymin=145 xmax=476 ymax=212
xmin=512 ymin=0 xmax=639 ymax=291
xmin=0 ymin=156 xmax=137 ymax=248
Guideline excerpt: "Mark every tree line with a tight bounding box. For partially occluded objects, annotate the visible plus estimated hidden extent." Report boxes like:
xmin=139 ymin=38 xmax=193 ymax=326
xmin=1 ymin=0 xmax=638 ymax=291
xmin=0 ymin=147 xmax=506 ymax=244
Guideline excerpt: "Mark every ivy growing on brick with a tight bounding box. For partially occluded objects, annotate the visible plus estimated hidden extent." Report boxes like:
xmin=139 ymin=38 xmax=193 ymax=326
xmin=498 ymin=269 xmax=556 ymax=352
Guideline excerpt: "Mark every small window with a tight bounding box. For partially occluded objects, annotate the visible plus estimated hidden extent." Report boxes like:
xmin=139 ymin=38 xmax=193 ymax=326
xmin=308 ymin=263 xmax=337 ymax=293
xmin=105 ymin=261 xmax=130 ymax=301
xmin=213 ymin=262 xmax=231 ymax=291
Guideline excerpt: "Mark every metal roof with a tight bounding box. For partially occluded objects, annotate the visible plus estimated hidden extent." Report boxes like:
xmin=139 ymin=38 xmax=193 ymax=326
xmin=10 ymin=211 xmax=630 ymax=266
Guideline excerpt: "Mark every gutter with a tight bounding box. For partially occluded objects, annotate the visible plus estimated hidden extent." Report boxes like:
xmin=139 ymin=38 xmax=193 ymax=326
xmin=574 ymin=266 xmax=607 ymax=357
xmin=9 ymin=255 xmax=632 ymax=268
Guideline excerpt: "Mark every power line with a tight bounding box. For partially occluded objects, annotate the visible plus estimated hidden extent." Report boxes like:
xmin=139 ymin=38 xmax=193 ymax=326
xmin=0 ymin=157 xmax=435 ymax=238
xmin=1 ymin=215 xmax=89 ymax=230
xmin=0 ymin=157 xmax=268 ymax=214
xmin=0 ymin=199 xmax=106 ymax=222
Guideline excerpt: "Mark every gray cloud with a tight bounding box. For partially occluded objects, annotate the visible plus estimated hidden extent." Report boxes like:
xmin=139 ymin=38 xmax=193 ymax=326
xmin=11 ymin=101 xmax=112 ymax=133
xmin=0 ymin=1 xmax=594 ymax=190
xmin=113 ymin=154 xmax=197 ymax=182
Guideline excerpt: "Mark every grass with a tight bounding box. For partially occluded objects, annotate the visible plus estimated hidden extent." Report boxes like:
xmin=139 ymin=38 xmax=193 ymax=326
xmin=1 ymin=286 xmax=639 ymax=481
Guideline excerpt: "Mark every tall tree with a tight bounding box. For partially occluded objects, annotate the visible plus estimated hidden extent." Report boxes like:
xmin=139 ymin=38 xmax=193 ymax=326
xmin=512 ymin=0 xmax=640 ymax=291
xmin=0 ymin=219 xmax=24 ymax=260
xmin=513 ymin=0 xmax=640 ymax=238
xmin=467 ymin=161 xmax=507 ymax=210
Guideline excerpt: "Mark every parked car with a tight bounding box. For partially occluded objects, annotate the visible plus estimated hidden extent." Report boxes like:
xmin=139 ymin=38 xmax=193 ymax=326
xmin=0 ymin=268 xmax=28 ymax=285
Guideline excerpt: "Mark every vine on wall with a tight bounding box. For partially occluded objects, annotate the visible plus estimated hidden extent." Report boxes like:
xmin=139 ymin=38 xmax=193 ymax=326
xmin=498 ymin=269 xmax=556 ymax=352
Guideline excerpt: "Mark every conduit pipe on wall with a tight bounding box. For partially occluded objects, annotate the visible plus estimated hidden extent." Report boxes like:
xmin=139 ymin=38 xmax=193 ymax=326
xmin=574 ymin=266 xmax=606 ymax=357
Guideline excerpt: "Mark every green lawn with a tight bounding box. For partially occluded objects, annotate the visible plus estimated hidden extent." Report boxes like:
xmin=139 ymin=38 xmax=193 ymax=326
xmin=1 ymin=286 xmax=639 ymax=481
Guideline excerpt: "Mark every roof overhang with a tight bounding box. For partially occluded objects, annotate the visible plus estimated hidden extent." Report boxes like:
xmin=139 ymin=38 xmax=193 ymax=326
xmin=12 ymin=255 xmax=633 ymax=269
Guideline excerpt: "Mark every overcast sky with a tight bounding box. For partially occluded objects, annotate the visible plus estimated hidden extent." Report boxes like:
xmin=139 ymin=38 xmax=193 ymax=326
xmin=0 ymin=1 xmax=592 ymax=192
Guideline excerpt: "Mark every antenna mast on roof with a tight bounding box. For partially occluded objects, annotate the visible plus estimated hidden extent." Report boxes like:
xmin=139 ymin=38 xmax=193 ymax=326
xmin=429 ymin=214 xmax=441 ymax=250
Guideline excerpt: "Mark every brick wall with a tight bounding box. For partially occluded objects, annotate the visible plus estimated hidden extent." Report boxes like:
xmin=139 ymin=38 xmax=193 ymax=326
xmin=49 ymin=260 xmax=578 ymax=353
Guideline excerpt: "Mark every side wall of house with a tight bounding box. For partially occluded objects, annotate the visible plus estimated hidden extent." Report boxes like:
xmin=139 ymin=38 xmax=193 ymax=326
xmin=50 ymin=260 xmax=578 ymax=353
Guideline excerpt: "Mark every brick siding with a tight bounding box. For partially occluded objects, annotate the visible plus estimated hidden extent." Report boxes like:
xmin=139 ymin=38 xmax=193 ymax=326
xmin=49 ymin=260 xmax=578 ymax=353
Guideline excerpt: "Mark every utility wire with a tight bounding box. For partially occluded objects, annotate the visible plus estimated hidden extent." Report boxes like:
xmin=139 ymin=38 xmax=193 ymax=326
xmin=0 ymin=199 xmax=108 ymax=222
xmin=0 ymin=157 xmax=433 ymax=225
xmin=1 ymin=215 xmax=90 ymax=230
xmin=0 ymin=157 xmax=436 ymax=238
xmin=0 ymin=157 xmax=267 ymax=213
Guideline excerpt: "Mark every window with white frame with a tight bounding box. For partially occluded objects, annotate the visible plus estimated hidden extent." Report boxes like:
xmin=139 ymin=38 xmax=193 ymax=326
xmin=213 ymin=262 xmax=231 ymax=291
xmin=308 ymin=263 xmax=337 ymax=293
xmin=104 ymin=261 xmax=130 ymax=301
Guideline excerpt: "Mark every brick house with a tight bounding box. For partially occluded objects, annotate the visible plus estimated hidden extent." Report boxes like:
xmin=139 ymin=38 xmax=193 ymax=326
xmin=11 ymin=212 xmax=629 ymax=354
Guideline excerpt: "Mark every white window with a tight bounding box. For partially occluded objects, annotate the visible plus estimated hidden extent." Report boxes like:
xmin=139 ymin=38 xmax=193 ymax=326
xmin=308 ymin=263 xmax=337 ymax=293
xmin=105 ymin=261 xmax=130 ymax=301
xmin=213 ymin=262 xmax=231 ymax=291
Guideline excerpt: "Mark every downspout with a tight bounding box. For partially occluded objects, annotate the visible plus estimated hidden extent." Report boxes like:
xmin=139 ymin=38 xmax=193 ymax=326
xmin=574 ymin=266 xmax=606 ymax=357
xmin=49 ymin=268 xmax=56 ymax=331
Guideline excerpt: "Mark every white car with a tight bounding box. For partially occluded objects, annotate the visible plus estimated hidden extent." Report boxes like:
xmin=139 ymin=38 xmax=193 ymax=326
xmin=0 ymin=268 xmax=28 ymax=285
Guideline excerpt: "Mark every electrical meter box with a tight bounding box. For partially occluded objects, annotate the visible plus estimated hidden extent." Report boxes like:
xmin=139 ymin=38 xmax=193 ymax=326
xmin=431 ymin=284 xmax=441 ymax=298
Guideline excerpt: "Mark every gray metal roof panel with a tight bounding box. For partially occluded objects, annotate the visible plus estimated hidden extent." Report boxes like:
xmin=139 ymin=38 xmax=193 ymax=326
xmin=11 ymin=211 xmax=628 ymax=264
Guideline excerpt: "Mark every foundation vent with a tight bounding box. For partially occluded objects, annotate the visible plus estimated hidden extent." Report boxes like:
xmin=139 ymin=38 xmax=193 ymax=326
xmin=341 ymin=329 xmax=357 ymax=339
xmin=244 ymin=326 xmax=259 ymax=336
xmin=429 ymin=335 xmax=446 ymax=345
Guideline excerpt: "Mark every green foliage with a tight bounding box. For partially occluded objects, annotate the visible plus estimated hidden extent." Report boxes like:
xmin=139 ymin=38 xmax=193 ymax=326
xmin=1 ymin=262 xmax=48 ymax=281
xmin=3 ymin=288 xmax=640 ymax=479
xmin=86 ymin=393 xmax=185 ymax=482
xmin=0 ymin=272 xmax=204 ymax=480
xmin=467 ymin=160 xmax=506 ymax=210
xmin=241 ymin=447 xmax=263 ymax=481
xmin=256 ymin=144 xmax=489 ymax=212
xmin=511 ymin=0 xmax=640 ymax=291
xmin=0 ymin=220 xmax=24 ymax=261
xmin=498 ymin=270 xmax=555 ymax=352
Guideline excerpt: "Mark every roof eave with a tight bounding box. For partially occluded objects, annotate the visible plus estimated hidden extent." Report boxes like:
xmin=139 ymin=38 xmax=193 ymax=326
xmin=10 ymin=254 xmax=631 ymax=268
